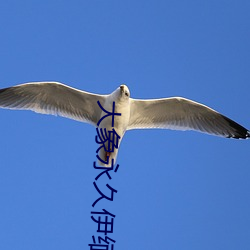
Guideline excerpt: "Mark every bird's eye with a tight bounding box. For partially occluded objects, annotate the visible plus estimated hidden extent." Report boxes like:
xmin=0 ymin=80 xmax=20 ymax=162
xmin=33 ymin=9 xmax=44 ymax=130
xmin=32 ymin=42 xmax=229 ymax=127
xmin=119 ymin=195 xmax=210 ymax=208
xmin=125 ymin=92 xmax=129 ymax=97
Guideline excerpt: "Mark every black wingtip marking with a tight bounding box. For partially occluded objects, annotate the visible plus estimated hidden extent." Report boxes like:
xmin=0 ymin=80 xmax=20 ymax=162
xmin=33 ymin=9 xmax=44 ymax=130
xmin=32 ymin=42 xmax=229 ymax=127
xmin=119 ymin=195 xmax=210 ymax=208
xmin=247 ymin=131 xmax=250 ymax=138
xmin=222 ymin=115 xmax=249 ymax=139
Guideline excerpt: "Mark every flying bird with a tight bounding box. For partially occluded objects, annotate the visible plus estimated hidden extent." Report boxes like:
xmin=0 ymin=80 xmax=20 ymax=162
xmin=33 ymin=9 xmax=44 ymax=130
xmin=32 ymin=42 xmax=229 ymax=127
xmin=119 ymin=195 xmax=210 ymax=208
xmin=0 ymin=82 xmax=249 ymax=167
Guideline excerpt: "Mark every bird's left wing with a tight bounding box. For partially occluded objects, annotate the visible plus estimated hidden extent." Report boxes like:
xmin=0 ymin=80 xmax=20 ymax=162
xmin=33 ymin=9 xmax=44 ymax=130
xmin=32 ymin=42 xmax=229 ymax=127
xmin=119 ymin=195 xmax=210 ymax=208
xmin=0 ymin=82 xmax=106 ymax=126
xmin=128 ymin=97 xmax=249 ymax=139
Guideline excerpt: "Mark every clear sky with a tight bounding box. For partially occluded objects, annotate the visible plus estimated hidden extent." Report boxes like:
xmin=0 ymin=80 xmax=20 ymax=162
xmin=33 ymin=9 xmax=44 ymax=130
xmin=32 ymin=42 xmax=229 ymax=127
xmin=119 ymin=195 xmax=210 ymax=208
xmin=0 ymin=1 xmax=249 ymax=250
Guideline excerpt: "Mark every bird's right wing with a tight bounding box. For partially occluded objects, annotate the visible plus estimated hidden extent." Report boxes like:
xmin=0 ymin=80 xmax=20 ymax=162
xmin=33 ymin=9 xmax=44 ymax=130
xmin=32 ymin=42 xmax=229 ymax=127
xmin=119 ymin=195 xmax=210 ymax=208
xmin=0 ymin=82 xmax=107 ymax=126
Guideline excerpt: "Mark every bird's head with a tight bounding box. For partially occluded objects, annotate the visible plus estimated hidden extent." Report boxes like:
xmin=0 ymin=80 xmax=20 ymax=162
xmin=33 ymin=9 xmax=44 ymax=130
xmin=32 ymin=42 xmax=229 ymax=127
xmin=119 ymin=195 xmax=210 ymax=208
xmin=110 ymin=84 xmax=130 ymax=103
xmin=119 ymin=84 xmax=130 ymax=98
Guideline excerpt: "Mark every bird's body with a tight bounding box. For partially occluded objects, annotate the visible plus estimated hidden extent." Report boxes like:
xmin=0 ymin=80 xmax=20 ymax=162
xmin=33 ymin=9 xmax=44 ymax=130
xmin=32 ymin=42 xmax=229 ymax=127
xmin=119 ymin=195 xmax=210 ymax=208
xmin=0 ymin=82 xmax=249 ymax=167
xmin=96 ymin=86 xmax=130 ymax=166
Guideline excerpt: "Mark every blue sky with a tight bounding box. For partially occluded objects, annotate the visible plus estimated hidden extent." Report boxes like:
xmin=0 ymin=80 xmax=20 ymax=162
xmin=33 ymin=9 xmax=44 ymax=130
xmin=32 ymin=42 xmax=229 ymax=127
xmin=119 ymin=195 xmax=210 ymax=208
xmin=0 ymin=1 xmax=249 ymax=249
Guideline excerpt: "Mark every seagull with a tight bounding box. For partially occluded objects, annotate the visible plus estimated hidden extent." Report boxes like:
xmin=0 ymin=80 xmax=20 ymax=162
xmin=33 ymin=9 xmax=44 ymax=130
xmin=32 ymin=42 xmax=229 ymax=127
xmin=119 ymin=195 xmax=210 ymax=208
xmin=0 ymin=82 xmax=249 ymax=167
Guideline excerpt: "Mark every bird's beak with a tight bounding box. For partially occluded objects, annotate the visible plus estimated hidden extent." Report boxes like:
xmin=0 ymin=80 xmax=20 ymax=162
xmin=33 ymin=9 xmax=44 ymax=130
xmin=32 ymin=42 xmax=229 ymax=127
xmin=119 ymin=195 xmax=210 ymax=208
xmin=120 ymin=85 xmax=124 ymax=93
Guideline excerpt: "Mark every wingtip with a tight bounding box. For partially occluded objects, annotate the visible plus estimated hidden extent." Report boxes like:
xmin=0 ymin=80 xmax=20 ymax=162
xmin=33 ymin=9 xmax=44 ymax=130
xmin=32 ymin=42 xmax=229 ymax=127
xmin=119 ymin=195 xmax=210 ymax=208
xmin=222 ymin=115 xmax=250 ymax=139
xmin=247 ymin=130 xmax=250 ymax=139
xmin=230 ymin=130 xmax=250 ymax=139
